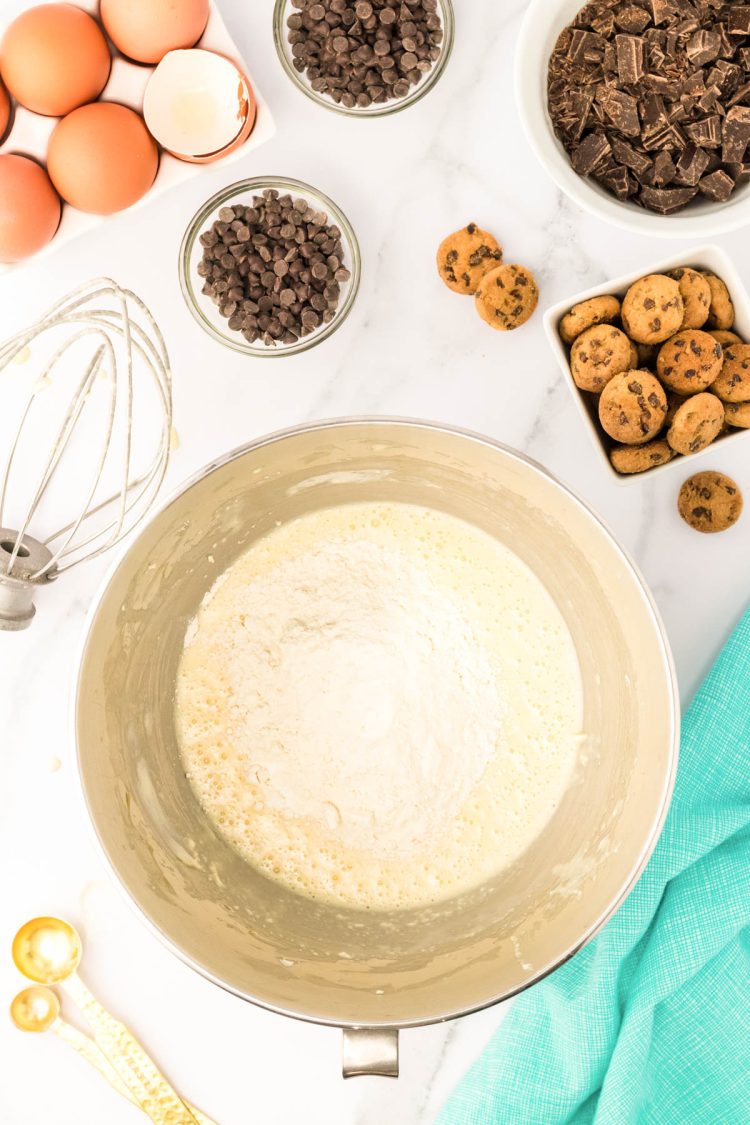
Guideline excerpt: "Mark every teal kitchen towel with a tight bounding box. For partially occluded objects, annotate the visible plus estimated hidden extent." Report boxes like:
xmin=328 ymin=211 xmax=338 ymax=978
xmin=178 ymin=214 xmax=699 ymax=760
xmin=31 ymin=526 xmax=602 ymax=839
xmin=439 ymin=608 xmax=750 ymax=1125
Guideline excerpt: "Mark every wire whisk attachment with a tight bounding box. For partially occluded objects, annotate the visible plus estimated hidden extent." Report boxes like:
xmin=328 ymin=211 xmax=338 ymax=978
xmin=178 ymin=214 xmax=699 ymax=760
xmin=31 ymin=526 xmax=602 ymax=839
xmin=0 ymin=279 xmax=172 ymax=630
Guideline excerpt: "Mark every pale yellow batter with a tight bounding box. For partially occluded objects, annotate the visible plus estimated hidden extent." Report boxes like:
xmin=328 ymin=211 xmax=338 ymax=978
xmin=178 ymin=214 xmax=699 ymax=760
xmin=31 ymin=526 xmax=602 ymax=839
xmin=175 ymin=502 xmax=583 ymax=910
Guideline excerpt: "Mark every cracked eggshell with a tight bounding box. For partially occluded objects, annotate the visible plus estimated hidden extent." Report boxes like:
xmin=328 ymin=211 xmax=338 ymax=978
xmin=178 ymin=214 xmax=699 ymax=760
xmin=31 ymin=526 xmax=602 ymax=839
xmin=143 ymin=49 xmax=256 ymax=164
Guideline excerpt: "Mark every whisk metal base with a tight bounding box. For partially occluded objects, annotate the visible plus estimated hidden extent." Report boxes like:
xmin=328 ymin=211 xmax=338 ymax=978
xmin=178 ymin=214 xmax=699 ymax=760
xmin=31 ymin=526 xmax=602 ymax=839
xmin=0 ymin=531 xmax=56 ymax=631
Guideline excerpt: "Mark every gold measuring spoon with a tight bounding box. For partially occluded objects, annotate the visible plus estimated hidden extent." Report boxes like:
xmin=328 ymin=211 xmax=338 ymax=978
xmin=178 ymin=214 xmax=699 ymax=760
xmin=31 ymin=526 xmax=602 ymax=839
xmin=11 ymin=987 xmax=216 ymax=1125
xmin=13 ymin=917 xmax=199 ymax=1125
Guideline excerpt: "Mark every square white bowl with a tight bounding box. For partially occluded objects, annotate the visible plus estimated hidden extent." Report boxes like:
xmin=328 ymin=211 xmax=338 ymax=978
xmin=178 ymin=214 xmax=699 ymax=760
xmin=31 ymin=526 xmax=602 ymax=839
xmin=515 ymin=0 xmax=750 ymax=238
xmin=543 ymin=244 xmax=750 ymax=485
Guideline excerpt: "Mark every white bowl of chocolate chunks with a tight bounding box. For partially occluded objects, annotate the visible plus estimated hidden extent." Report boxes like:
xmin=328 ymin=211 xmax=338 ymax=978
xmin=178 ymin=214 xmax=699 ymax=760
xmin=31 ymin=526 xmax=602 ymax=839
xmin=516 ymin=0 xmax=750 ymax=237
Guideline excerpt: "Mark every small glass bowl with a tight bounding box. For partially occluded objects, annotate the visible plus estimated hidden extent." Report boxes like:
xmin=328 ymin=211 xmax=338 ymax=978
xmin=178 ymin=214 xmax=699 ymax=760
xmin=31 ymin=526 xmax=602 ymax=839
xmin=273 ymin=0 xmax=455 ymax=118
xmin=179 ymin=176 xmax=361 ymax=358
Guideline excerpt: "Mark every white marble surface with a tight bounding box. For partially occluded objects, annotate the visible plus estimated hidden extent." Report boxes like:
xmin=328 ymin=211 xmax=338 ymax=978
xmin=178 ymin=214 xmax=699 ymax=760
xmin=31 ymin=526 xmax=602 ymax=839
xmin=2 ymin=1 xmax=750 ymax=1123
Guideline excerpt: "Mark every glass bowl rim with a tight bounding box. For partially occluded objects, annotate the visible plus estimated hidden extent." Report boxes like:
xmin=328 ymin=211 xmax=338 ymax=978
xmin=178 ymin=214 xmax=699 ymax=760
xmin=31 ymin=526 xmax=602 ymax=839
xmin=179 ymin=175 xmax=362 ymax=359
xmin=272 ymin=0 xmax=455 ymax=119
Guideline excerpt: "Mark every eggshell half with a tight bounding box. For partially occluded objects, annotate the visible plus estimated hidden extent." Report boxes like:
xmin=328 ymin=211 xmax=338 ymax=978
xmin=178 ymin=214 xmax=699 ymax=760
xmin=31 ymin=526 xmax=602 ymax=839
xmin=47 ymin=103 xmax=159 ymax=215
xmin=0 ymin=4 xmax=111 ymax=117
xmin=0 ymin=155 xmax=61 ymax=262
xmin=100 ymin=0 xmax=210 ymax=65
xmin=143 ymin=49 xmax=256 ymax=163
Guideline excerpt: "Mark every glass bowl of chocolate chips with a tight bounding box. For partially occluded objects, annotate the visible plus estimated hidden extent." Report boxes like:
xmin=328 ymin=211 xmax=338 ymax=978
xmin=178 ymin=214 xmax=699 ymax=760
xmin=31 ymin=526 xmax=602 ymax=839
xmin=180 ymin=177 xmax=362 ymax=357
xmin=517 ymin=0 xmax=750 ymax=237
xmin=273 ymin=0 xmax=454 ymax=117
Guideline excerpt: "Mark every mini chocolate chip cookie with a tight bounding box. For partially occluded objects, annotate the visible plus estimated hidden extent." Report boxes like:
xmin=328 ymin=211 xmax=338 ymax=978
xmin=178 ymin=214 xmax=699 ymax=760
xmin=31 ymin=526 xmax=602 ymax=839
xmin=621 ymin=274 xmax=684 ymax=345
xmin=570 ymin=325 xmax=634 ymax=392
xmin=670 ymin=267 xmax=711 ymax=330
xmin=678 ymin=471 xmax=743 ymax=533
xmin=708 ymin=329 xmax=742 ymax=348
xmin=724 ymin=400 xmax=750 ymax=428
xmin=656 ymin=330 xmax=723 ymax=394
xmin=475 ymin=264 xmax=539 ymax=331
xmin=437 ymin=224 xmax=503 ymax=295
xmin=667 ymin=392 xmax=724 ymax=455
xmin=559 ymin=295 xmax=620 ymax=345
xmin=598 ymin=370 xmax=667 ymax=444
xmin=702 ymin=273 xmax=735 ymax=330
xmin=610 ymin=439 xmax=675 ymax=475
xmin=711 ymin=343 xmax=750 ymax=402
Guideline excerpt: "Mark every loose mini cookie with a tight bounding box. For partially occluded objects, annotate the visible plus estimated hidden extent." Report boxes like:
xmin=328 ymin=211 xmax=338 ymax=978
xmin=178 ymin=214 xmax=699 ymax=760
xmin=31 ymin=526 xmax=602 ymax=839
xmin=621 ymin=274 xmax=684 ymax=345
xmin=711 ymin=343 xmax=750 ymax=402
xmin=475 ymin=264 xmax=539 ymax=331
xmin=656 ymin=330 xmax=723 ymax=394
xmin=724 ymin=400 xmax=750 ymax=428
xmin=610 ymin=439 xmax=674 ymax=475
xmin=709 ymin=329 xmax=742 ymax=348
xmin=570 ymin=325 xmax=633 ymax=393
xmin=678 ymin=471 xmax=743 ymax=534
xmin=667 ymin=392 xmax=724 ymax=455
xmin=702 ymin=273 xmax=735 ymax=330
xmin=559 ymin=295 xmax=620 ymax=345
xmin=598 ymin=370 xmax=667 ymax=444
xmin=437 ymin=224 xmax=503 ymax=295
xmin=670 ymin=267 xmax=711 ymax=330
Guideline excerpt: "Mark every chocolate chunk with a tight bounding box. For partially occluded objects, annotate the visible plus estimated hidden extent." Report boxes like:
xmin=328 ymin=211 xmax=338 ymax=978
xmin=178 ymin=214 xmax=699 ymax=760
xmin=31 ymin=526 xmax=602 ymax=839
xmin=568 ymin=28 xmax=606 ymax=63
xmin=727 ymin=161 xmax=750 ymax=183
xmin=640 ymin=185 xmax=698 ymax=212
xmin=649 ymin=0 xmax=679 ymax=27
xmin=698 ymin=169 xmax=735 ymax=200
xmin=597 ymin=162 xmax=632 ymax=198
xmin=712 ymin=59 xmax=743 ymax=94
xmin=686 ymin=30 xmax=722 ymax=67
xmin=572 ymin=132 xmax=612 ymax=174
xmin=652 ymin=150 xmax=676 ymax=185
xmin=685 ymin=115 xmax=722 ymax=148
xmin=615 ymin=6 xmax=651 ymax=34
xmin=728 ymin=78 xmax=750 ymax=106
xmin=611 ymin=135 xmax=653 ymax=175
xmin=674 ymin=142 xmax=711 ymax=185
xmin=597 ymin=87 xmax=641 ymax=135
xmin=616 ymin=34 xmax=646 ymax=84
xmin=728 ymin=6 xmax=750 ymax=36
xmin=722 ymin=105 xmax=750 ymax=162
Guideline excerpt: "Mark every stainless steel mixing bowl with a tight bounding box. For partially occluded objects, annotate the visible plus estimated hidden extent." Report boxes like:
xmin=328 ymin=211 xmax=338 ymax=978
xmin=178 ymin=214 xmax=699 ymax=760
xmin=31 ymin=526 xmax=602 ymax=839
xmin=76 ymin=419 xmax=679 ymax=1076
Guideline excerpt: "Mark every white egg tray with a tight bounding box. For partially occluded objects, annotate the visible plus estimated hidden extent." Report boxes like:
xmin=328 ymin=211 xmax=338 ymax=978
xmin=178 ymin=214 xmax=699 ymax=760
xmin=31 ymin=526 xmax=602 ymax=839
xmin=0 ymin=0 xmax=276 ymax=272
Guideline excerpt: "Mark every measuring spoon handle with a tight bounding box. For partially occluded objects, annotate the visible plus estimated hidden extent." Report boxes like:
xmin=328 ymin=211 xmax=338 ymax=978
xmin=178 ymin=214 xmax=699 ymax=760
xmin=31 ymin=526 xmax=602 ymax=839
xmin=62 ymin=972 xmax=199 ymax=1125
xmin=53 ymin=1018 xmax=216 ymax=1124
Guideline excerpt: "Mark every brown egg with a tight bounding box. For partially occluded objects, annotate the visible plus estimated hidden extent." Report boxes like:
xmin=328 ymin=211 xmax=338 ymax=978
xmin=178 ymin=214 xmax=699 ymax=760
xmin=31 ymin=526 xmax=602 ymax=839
xmin=0 ymin=79 xmax=9 ymax=138
xmin=100 ymin=0 xmax=209 ymax=65
xmin=1 ymin=4 xmax=111 ymax=117
xmin=0 ymin=154 xmax=61 ymax=262
xmin=47 ymin=102 xmax=158 ymax=215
